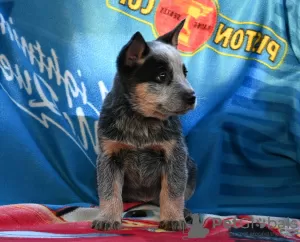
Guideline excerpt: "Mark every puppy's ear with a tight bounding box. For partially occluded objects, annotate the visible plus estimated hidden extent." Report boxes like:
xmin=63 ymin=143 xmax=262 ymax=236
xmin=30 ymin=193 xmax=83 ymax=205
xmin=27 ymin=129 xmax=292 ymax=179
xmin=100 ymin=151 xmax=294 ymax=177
xmin=124 ymin=32 xmax=149 ymax=67
xmin=157 ymin=19 xmax=185 ymax=48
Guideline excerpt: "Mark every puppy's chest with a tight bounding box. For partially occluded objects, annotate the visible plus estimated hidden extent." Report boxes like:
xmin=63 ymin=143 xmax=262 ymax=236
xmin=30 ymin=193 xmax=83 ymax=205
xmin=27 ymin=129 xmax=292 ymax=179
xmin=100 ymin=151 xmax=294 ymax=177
xmin=116 ymin=118 xmax=163 ymax=141
xmin=101 ymin=140 xmax=174 ymax=185
xmin=101 ymin=113 xmax=180 ymax=184
xmin=122 ymin=148 xmax=164 ymax=186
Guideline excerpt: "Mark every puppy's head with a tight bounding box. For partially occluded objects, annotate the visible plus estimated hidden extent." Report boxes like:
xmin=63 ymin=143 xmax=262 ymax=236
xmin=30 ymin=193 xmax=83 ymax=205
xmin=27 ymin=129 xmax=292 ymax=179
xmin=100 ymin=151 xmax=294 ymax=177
xmin=117 ymin=19 xmax=196 ymax=120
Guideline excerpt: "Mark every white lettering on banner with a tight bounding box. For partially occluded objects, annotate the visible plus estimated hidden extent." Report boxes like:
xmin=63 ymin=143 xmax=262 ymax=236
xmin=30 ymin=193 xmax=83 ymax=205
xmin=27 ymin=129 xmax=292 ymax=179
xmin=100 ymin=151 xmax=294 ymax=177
xmin=76 ymin=107 xmax=99 ymax=153
xmin=29 ymin=73 xmax=60 ymax=115
xmin=0 ymin=15 xmax=109 ymax=165
xmin=0 ymin=54 xmax=13 ymax=81
xmin=98 ymin=81 xmax=109 ymax=102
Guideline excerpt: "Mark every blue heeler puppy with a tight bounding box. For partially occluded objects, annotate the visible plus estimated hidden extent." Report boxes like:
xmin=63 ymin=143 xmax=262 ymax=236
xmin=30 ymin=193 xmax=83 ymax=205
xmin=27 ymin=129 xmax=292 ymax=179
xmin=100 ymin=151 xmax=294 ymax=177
xmin=92 ymin=19 xmax=197 ymax=232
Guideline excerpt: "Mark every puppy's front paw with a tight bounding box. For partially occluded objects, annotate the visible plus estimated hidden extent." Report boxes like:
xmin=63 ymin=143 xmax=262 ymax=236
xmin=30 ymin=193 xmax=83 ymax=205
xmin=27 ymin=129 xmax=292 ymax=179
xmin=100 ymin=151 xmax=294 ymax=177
xmin=91 ymin=219 xmax=121 ymax=231
xmin=159 ymin=220 xmax=186 ymax=231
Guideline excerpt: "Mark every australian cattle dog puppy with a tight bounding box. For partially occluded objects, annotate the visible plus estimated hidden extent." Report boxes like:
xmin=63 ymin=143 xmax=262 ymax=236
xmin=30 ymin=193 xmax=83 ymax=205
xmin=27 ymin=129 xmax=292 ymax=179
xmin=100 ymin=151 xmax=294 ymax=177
xmin=92 ymin=19 xmax=197 ymax=231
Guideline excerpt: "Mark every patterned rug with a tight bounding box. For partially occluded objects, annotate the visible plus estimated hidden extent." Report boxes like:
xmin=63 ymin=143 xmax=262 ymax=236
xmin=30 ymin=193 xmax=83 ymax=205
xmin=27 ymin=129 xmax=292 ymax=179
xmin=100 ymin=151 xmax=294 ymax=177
xmin=0 ymin=203 xmax=299 ymax=241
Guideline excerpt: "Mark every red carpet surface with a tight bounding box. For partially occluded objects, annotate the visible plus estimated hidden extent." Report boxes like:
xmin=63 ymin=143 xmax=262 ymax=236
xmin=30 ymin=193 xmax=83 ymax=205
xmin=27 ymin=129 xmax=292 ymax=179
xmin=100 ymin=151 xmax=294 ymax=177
xmin=0 ymin=203 xmax=299 ymax=241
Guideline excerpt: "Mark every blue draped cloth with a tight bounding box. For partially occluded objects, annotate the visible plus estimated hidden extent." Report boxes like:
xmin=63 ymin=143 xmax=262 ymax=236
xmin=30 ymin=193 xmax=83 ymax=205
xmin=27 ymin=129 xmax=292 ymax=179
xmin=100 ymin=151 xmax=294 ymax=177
xmin=0 ymin=0 xmax=300 ymax=218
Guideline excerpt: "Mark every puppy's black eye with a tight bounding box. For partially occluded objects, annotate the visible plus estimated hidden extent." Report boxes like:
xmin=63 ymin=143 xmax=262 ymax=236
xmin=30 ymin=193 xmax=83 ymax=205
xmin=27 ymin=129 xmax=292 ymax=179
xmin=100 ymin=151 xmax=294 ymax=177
xmin=183 ymin=65 xmax=188 ymax=77
xmin=156 ymin=72 xmax=167 ymax=82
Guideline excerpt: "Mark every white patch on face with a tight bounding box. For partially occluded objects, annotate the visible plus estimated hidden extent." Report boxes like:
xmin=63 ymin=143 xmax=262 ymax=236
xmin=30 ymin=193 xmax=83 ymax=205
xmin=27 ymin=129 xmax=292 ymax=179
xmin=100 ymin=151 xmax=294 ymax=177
xmin=147 ymin=41 xmax=195 ymax=113
xmin=150 ymin=41 xmax=194 ymax=93
xmin=150 ymin=41 xmax=183 ymax=79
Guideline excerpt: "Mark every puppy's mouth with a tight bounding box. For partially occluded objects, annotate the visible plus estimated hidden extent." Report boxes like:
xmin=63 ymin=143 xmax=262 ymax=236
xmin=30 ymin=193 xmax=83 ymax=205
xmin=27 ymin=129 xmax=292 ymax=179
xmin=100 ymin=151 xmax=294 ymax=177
xmin=169 ymin=110 xmax=189 ymax=115
xmin=159 ymin=105 xmax=195 ymax=116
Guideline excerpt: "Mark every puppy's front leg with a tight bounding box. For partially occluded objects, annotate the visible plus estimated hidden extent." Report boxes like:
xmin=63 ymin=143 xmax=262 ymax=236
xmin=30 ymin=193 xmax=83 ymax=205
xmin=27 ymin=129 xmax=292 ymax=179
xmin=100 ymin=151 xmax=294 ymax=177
xmin=92 ymin=154 xmax=124 ymax=231
xmin=159 ymin=145 xmax=187 ymax=231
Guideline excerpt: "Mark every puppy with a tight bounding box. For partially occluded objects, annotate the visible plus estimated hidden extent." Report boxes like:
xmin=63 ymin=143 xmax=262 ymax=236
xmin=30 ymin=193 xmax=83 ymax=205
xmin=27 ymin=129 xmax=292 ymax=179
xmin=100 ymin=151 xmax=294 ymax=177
xmin=92 ymin=19 xmax=197 ymax=232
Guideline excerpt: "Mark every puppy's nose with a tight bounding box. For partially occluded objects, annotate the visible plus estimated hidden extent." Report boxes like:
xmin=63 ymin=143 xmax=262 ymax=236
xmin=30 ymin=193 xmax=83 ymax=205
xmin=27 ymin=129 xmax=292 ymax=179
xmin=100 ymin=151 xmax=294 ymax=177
xmin=183 ymin=91 xmax=196 ymax=105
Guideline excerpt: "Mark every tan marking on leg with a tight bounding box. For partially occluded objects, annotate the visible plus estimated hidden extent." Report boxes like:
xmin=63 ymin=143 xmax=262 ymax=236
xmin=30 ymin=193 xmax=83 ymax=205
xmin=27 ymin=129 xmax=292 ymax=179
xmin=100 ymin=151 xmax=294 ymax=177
xmin=160 ymin=174 xmax=184 ymax=221
xmin=163 ymin=140 xmax=176 ymax=159
xmin=101 ymin=139 xmax=135 ymax=156
xmin=99 ymin=181 xmax=123 ymax=222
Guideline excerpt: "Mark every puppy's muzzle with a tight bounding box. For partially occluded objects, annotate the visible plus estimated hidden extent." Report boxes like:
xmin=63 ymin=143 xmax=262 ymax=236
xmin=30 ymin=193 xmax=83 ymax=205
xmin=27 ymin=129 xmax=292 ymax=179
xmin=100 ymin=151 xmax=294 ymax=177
xmin=182 ymin=90 xmax=196 ymax=106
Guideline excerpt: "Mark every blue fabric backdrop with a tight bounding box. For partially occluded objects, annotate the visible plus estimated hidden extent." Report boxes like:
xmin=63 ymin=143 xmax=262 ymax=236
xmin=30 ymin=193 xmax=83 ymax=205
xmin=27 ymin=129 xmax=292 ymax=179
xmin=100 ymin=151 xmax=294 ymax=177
xmin=0 ymin=0 xmax=300 ymax=218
